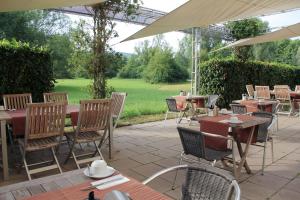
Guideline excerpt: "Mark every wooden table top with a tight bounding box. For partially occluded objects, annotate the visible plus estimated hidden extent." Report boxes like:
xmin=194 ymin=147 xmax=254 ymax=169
xmin=199 ymin=114 xmax=269 ymax=129
xmin=232 ymin=99 xmax=277 ymax=106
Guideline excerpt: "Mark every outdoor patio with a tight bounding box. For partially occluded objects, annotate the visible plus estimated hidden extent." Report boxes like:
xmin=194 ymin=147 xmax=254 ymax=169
xmin=0 ymin=115 xmax=300 ymax=200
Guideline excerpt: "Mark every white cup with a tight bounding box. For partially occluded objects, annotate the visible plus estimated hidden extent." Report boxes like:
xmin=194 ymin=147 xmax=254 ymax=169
xmin=230 ymin=116 xmax=239 ymax=122
xmin=91 ymin=160 xmax=107 ymax=175
xmin=220 ymin=108 xmax=227 ymax=113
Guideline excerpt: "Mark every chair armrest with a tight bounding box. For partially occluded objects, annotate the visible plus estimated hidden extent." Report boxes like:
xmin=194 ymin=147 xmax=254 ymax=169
xmin=142 ymin=165 xmax=188 ymax=185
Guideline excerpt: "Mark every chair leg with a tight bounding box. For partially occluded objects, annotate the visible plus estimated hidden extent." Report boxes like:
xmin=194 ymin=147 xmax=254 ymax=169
xmin=19 ymin=145 xmax=31 ymax=180
xmin=261 ymin=142 xmax=267 ymax=175
xmin=172 ymin=154 xmax=183 ymax=190
xmin=64 ymin=140 xmax=75 ymax=165
xmin=93 ymin=141 xmax=104 ymax=160
xmin=51 ymin=147 xmax=62 ymax=174
xmin=164 ymin=111 xmax=169 ymax=125
xmin=271 ymin=139 xmax=274 ymax=163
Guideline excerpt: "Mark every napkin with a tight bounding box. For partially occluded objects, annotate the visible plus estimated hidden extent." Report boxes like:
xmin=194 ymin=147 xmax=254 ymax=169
xmin=91 ymin=175 xmax=129 ymax=190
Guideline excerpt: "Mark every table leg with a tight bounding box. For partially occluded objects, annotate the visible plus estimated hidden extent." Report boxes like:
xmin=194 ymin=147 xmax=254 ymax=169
xmin=108 ymin=117 xmax=114 ymax=159
xmin=233 ymin=126 xmax=255 ymax=177
xmin=1 ymin=120 xmax=9 ymax=180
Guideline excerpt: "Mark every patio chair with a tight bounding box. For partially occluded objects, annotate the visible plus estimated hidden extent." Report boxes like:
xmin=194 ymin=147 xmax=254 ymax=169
xmin=111 ymin=92 xmax=127 ymax=129
xmin=173 ymin=127 xmax=236 ymax=188
xmin=18 ymin=102 xmax=67 ymax=180
xmin=246 ymin=84 xmax=254 ymax=97
xmin=3 ymin=93 xmax=32 ymax=110
xmin=251 ymin=112 xmax=275 ymax=175
xmin=295 ymin=85 xmax=300 ymax=92
xmin=230 ymin=104 xmax=247 ymax=114
xmin=64 ymin=99 xmax=111 ymax=168
xmin=255 ymin=86 xmax=271 ymax=99
xmin=274 ymin=86 xmax=292 ymax=116
xmin=43 ymin=92 xmax=68 ymax=104
xmin=206 ymin=94 xmax=219 ymax=109
xmin=165 ymin=98 xmax=188 ymax=124
xmin=144 ymin=165 xmax=240 ymax=200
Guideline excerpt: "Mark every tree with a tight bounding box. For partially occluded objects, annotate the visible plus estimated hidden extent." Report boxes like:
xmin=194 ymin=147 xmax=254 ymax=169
xmin=175 ymin=35 xmax=192 ymax=76
xmin=226 ymin=18 xmax=269 ymax=61
xmin=91 ymin=0 xmax=140 ymax=98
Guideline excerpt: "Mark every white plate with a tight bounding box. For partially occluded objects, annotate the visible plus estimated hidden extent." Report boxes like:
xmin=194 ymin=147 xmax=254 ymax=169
xmin=83 ymin=166 xmax=115 ymax=179
xmin=229 ymin=120 xmax=243 ymax=124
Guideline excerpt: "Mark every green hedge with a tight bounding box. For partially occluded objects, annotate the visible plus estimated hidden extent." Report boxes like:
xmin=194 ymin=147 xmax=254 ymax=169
xmin=199 ymin=59 xmax=300 ymax=108
xmin=0 ymin=39 xmax=54 ymax=102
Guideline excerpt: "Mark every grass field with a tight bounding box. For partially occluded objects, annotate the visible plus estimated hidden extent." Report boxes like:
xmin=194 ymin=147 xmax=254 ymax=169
xmin=55 ymin=79 xmax=189 ymax=119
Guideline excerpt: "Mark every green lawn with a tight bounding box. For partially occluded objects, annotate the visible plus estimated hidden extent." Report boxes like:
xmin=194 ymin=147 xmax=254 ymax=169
xmin=55 ymin=79 xmax=189 ymax=119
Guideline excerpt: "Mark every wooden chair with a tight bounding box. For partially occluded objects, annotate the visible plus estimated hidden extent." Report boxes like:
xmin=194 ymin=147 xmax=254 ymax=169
xmin=274 ymin=85 xmax=292 ymax=116
xmin=255 ymin=86 xmax=271 ymax=99
xmin=18 ymin=102 xmax=67 ymax=180
xmin=43 ymin=92 xmax=68 ymax=104
xmin=246 ymin=85 xmax=254 ymax=97
xmin=64 ymin=99 xmax=112 ymax=168
xmin=3 ymin=93 xmax=32 ymax=110
xmin=111 ymin=92 xmax=127 ymax=129
xmin=295 ymin=85 xmax=300 ymax=92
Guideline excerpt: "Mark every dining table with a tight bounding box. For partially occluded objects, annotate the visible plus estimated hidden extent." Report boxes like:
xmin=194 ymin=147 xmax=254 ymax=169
xmin=199 ymin=114 xmax=269 ymax=178
xmin=173 ymin=95 xmax=208 ymax=116
xmin=0 ymin=105 xmax=114 ymax=180
xmin=232 ymin=99 xmax=278 ymax=113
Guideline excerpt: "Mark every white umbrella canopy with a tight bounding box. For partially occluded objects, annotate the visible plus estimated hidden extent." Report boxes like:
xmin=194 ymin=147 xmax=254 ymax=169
xmin=218 ymin=22 xmax=300 ymax=49
xmin=123 ymin=0 xmax=300 ymax=42
xmin=0 ymin=0 xmax=106 ymax=12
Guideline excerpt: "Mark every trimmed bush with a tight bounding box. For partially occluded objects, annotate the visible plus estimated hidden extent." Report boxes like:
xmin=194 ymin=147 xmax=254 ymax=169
xmin=199 ymin=59 xmax=300 ymax=108
xmin=0 ymin=39 xmax=54 ymax=102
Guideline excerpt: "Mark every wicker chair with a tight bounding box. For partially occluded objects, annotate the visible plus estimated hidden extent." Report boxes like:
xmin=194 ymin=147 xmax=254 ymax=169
xmin=111 ymin=92 xmax=127 ymax=129
xmin=206 ymin=95 xmax=219 ymax=109
xmin=64 ymin=99 xmax=112 ymax=168
xmin=18 ymin=102 xmax=67 ymax=180
xmin=3 ymin=93 xmax=32 ymax=110
xmin=165 ymin=98 xmax=188 ymax=124
xmin=255 ymin=86 xmax=271 ymax=99
xmin=246 ymin=85 xmax=254 ymax=97
xmin=173 ymin=127 xmax=236 ymax=188
xmin=43 ymin=92 xmax=68 ymax=104
xmin=230 ymin=104 xmax=247 ymax=114
xmin=274 ymin=86 xmax=292 ymax=116
xmin=143 ymin=165 xmax=240 ymax=200
xmin=251 ymin=112 xmax=275 ymax=175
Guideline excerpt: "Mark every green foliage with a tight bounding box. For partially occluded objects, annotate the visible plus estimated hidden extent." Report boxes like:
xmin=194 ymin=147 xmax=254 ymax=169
xmin=0 ymin=39 xmax=54 ymax=102
xmin=143 ymin=48 xmax=188 ymax=83
xmin=226 ymin=18 xmax=269 ymax=61
xmin=118 ymin=54 xmax=143 ymax=78
xmin=199 ymin=58 xmax=300 ymax=108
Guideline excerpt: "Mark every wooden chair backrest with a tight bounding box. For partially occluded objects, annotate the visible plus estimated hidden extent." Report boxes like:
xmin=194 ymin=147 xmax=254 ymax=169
xmin=255 ymin=86 xmax=270 ymax=99
xmin=43 ymin=92 xmax=68 ymax=104
xmin=25 ymin=102 xmax=67 ymax=140
xmin=274 ymin=85 xmax=289 ymax=89
xmin=3 ymin=93 xmax=32 ymax=110
xmin=111 ymin=92 xmax=127 ymax=118
xmin=295 ymin=85 xmax=300 ymax=92
xmin=76 ymin=99 xmax=112 ymax=133
xmin=274 ymin=86 xmax=290 ymax=101
xmin=246 ymin=85 xmax=254 ymax=97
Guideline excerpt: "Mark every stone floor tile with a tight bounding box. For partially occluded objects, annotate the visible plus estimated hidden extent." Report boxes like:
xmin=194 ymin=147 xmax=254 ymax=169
xmin=131 ymin=163 xmax=163 ymax=177
xmin=271 ymin=188 xmax=300 ymax=200
xmin=240 ymin=181 xmax=275 ymax=200
xmin=284 ymin=177 xmax=300 ymax=193
xmin=108 ymin=158 xmax=142 ymax=171
xmin=126 ymin=145 xmax=158 ymax=155
xmin=129 ymin=153 xmax=164 ymax=164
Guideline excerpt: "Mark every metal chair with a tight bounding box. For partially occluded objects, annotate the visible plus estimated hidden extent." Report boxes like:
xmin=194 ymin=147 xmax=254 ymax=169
xmin=143 ymin=165 xmax=240 ymax=200
xmin=251 ymin=112 xmax=275 ymax=175
xmin=111 ymin=92 xmax=127 ymax=129
xmin=246 ymin=84 xmax=254 ymax=97
xmin=3 ymin=93 xmax=32 ymax=110
xmin=255 ymin=86 xmax=271 ymax=99
xmin=64 ymin=99 xmax=112 ymax=168
xmin=206 ymin=94 xmax=219 ymax=109
xmin=165 ymin=98 xmax=188 ymax=124
xmin=173 ymin=127 xmax=236 ymax=188
xmin=43 ymin=92 xmax=69 ymax=104
xmin=230 ymin=104 xmax=247 ymax=114
xmin=18 ymin=102 xmax=67 ymax=180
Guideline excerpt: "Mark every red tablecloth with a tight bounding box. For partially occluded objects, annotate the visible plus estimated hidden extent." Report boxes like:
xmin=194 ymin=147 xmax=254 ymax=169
xmin=6 ymin=105 xmax=79 ymax=137
xmin=239 ymin=100 xmax=273 ymax=113
xmin=199 ymin=115 xmax=258 ymax=151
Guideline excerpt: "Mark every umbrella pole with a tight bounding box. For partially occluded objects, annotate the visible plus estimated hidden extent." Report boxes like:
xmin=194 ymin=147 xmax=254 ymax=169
xmin=191 ymin=27 xmax=201 ymax=95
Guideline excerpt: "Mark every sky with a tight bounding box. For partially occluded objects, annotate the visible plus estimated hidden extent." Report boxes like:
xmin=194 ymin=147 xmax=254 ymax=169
xmin=70 ymin=0 xmax=300 ymax=54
